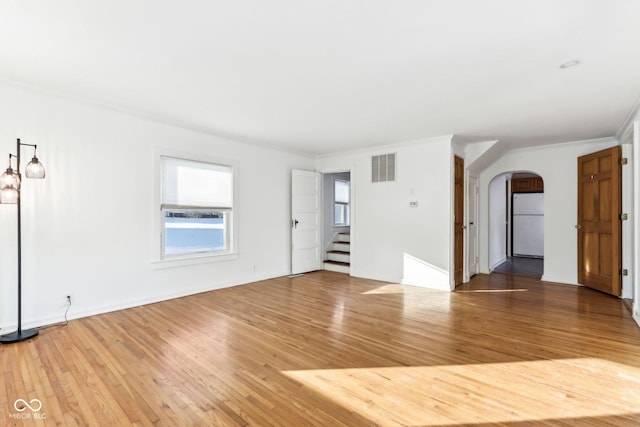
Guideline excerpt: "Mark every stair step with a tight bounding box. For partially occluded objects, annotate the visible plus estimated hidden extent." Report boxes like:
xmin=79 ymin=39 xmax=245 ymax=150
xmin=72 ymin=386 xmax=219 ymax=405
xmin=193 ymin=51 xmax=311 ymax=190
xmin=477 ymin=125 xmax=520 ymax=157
xmin=332 ymin=242 xmax=350 ymax=252
xmin=323 ymin=260 xmax=350 ymax=274
xmin=338 ymin=233 xmax=350 ymax=243
xmin=324 ymin=260 xmax=350 ymax=266
xmin=327 ymin=250 xmax=350 ymax=263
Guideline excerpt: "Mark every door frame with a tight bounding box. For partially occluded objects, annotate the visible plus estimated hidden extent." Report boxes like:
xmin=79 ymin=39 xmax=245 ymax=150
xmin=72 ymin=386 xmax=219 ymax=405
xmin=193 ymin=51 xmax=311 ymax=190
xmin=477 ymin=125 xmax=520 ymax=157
xmin=633 ymin=121 xmax=639 ymax=321
xmin=621 ymin=137 xmax=635 ymax=302
xmin=316 ymin=166 xmax=356 ymax=275
xmin=486 ymin=170 xmax=545 ymax=275
xmin=466 ymin=175 xmax=479 ymax=280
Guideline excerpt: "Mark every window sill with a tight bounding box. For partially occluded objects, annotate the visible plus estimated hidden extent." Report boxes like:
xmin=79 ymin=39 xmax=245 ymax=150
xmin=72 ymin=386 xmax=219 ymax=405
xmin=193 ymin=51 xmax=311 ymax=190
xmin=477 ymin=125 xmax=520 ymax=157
xmin=151 ymin=252 xmax=238 ymax=270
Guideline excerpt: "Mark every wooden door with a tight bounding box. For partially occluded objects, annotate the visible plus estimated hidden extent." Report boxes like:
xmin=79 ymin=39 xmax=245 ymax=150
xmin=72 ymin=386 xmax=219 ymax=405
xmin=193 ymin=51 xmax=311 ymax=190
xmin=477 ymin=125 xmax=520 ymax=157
xmin=291 ymin=169 xmax=323 ymax=274
xmin=577 ymin=146 xmax=622 ymax=296
xmin=454 ymin=156 xmax=464 ymax=285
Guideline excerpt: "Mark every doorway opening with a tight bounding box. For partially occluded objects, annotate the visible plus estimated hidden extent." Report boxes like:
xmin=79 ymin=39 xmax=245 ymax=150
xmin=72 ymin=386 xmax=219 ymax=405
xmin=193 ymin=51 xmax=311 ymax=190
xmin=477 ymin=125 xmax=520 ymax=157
xmin=322 ymin=172 xmax=351 ymax=273
xmin=489 ymin=172 xmax=544 ymax=278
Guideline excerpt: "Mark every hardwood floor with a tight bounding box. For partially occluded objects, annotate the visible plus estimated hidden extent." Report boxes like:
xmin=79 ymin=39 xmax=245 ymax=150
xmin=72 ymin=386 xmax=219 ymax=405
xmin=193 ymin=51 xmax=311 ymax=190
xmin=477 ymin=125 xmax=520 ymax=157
xmin=2 ymin=271 xmax=640 ymax=426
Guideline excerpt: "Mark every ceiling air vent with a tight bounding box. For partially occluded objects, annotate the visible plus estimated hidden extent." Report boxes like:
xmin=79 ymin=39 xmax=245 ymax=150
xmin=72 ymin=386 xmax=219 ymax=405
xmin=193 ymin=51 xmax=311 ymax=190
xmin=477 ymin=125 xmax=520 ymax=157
xmin=372 ymin=153 xmax=396 ymax=183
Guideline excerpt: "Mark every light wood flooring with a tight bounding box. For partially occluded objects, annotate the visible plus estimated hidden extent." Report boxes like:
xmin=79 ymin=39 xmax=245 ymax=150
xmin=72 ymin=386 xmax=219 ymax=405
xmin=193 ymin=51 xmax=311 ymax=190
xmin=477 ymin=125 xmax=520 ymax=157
xmin=2 ymin=271 xmax=640 ymax=426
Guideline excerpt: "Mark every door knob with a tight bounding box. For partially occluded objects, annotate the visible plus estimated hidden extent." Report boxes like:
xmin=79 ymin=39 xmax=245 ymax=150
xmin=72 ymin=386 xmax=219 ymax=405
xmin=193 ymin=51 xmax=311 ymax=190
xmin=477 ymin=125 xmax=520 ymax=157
xmin=575 ymin=224 xmax=582 ymax=229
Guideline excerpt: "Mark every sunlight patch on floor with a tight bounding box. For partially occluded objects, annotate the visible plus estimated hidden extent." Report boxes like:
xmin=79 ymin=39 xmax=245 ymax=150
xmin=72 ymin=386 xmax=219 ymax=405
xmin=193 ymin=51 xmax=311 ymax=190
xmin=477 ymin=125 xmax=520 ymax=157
xmin=284 ymin=358 xmax=640 ymax=426
xmin=362 ymin=284 xmax=408 ymax=295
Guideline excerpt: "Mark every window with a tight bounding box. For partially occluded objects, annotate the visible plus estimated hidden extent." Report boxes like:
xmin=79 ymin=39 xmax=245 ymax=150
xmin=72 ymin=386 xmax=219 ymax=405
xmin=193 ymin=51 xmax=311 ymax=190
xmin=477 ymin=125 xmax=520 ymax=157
xmin=160 ymin=156 xmax=233 ymax=259
xmin=334 ymin=179 xmax=350 ymax=226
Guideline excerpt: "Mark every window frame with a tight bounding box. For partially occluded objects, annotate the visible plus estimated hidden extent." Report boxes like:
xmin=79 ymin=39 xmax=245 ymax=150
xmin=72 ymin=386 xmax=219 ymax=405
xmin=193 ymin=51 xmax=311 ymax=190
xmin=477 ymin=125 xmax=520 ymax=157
xmin=161 ymin=207 xmax=231 ymax=258
xmin=334 ymin=178 xmax=350 ymax=227
xmin=152 ymin=148 xmax=238 ymax=267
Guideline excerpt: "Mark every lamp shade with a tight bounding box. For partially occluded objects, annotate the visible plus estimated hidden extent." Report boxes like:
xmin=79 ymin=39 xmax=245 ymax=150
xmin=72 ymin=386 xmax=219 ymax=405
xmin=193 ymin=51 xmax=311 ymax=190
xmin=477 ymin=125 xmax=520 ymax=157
xmin=0 ymin=167 xmax=20 ymax=189
xmin=25 ymin=157 xmax=45 ymax=179
xmin=0 ymin=185 xmax=18 ymax=204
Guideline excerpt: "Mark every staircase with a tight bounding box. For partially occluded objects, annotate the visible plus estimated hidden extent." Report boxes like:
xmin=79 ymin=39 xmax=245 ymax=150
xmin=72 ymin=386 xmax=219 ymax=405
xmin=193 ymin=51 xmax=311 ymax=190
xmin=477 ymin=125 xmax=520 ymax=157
xmin=324 ymin=232 xmax=350 ymax=274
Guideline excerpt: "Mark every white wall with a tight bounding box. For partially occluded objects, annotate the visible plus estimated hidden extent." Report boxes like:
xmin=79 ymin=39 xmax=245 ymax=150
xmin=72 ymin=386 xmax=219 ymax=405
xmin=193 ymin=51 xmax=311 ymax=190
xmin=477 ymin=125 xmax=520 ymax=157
xmin=488 ymin=174 xmax=507 ymax=269
xmin=0 ymin=82 xmax=314 ymax=331
xmin=316 ymin=136 xmax=453 ymax=290
xmin=478 ymin=137 xmax=619 ymax=285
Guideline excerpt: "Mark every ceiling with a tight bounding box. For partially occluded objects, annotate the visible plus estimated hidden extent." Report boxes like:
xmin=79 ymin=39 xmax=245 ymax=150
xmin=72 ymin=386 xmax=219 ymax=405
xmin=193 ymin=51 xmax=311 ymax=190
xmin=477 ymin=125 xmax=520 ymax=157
xmin=1 ymin=1 xmax=639 ymax=155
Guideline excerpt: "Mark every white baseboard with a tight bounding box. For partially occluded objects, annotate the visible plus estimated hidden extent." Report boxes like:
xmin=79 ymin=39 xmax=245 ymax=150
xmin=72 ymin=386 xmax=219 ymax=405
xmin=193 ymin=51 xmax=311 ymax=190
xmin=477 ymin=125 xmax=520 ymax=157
xmin=540 ymin=275 xmax=577 ymax=285
xmin=489 ymin=256 xmax=507 ymax=270
xmin=0 ymin=270 xmax=288 ymax=333
xmin=350 ymin=269 xmax=400 ymax=285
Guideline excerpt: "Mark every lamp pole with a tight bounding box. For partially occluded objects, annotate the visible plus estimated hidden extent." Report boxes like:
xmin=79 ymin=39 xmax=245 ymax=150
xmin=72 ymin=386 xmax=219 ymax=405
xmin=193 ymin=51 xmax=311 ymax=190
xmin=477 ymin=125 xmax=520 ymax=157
xmin=0 ymin=139 xmax=45 ymax=344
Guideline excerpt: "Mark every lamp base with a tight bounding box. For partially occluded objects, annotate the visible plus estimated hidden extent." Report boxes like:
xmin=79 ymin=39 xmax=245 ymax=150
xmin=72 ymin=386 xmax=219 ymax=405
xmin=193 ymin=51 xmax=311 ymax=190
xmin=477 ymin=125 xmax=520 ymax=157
xmin=0 ymin=328 xmax=39 ymax=344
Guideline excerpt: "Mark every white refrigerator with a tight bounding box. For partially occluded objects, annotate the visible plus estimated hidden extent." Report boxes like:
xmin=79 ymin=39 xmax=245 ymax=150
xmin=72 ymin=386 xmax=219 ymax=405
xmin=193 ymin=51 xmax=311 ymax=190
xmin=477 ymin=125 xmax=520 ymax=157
xmin=512 ymin=193 xmax=544 ymax=257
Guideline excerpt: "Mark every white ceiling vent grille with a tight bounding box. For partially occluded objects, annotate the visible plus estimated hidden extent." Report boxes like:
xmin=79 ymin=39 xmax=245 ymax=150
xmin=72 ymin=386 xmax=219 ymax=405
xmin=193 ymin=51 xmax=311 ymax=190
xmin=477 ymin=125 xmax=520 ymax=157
xmin=372 ymin=153 xmax=396 ymax=183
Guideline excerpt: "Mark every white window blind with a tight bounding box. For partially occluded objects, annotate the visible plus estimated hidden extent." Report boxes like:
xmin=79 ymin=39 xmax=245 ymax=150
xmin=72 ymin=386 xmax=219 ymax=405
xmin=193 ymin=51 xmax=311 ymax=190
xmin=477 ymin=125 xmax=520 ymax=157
xmin=335 ymin=180 xmax=350 ymax=204
xmin=162 ymin=157 xmax=232 ymax=208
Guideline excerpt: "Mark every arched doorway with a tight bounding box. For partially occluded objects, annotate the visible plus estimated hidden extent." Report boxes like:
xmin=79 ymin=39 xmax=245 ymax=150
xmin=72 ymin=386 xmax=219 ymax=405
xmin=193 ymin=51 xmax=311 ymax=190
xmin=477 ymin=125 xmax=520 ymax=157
xmin=488 ymin=172 xmax=544 ymax=277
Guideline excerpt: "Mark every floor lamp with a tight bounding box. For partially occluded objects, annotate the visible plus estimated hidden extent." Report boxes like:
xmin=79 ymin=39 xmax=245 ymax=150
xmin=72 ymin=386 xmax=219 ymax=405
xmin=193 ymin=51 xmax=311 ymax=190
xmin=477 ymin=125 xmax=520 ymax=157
xmin=0 ymin=138 xmax=46 ymax=344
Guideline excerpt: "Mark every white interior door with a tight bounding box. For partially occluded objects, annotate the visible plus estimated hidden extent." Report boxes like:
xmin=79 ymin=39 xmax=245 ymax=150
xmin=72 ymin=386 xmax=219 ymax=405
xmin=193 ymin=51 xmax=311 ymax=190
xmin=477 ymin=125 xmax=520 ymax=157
xmin=468 ymin=175 xmax=479 ymax=277
xmin=291 ymin=169 xmax=322 ymax=274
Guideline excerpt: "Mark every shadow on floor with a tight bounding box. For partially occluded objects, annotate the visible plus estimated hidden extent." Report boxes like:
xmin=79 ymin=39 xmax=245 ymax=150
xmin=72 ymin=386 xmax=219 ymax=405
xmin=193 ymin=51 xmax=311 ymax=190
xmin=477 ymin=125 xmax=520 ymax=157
xmin=493 ymin=256 xmax=543 ymax=277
